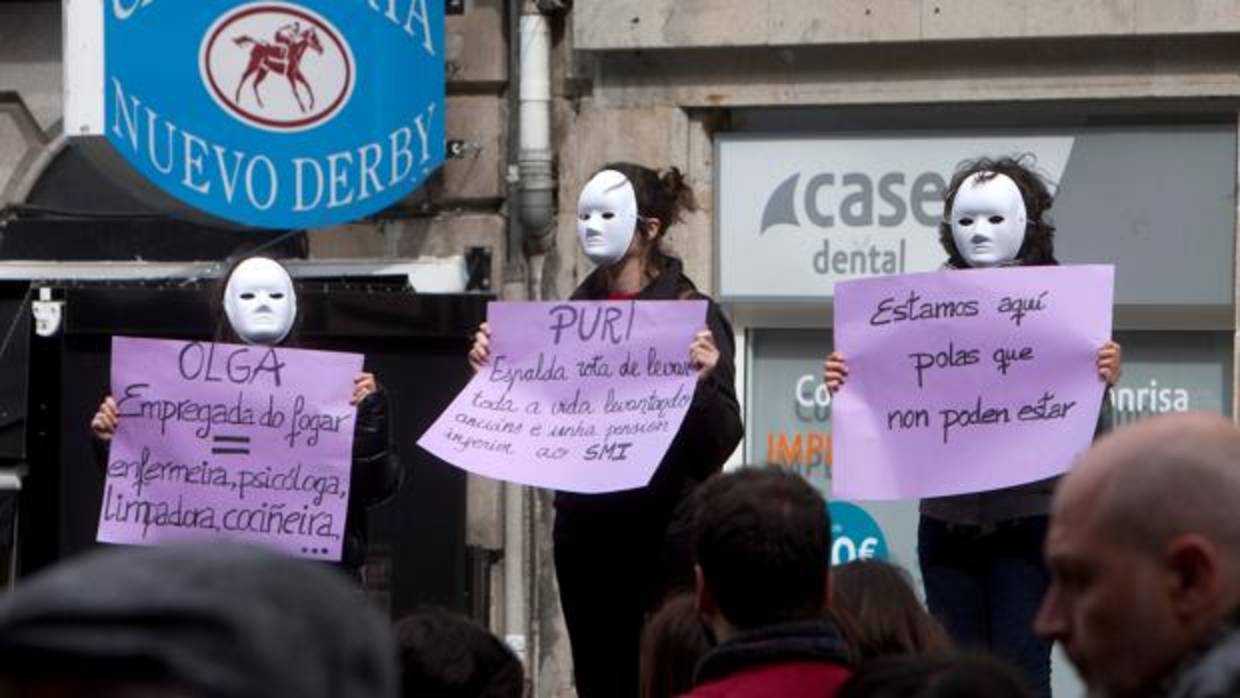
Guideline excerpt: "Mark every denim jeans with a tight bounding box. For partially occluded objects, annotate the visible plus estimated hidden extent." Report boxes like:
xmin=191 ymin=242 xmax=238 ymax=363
xmin=918 ymin=514 xmax=1052 ymax=698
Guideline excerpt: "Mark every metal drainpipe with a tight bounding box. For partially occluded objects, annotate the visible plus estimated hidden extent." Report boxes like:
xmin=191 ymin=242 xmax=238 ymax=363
xmin=514 ymin=5 xmax=558 ymax=695
xmin=503 ymin=0 xmax=529 ymax=676
xmin=502 ymin=0 xmax=526 ymax=296
xmin=518 ymin=5 xmax=556 ymax=299
xmin=503 ymin=482 xmax=528 ymax=671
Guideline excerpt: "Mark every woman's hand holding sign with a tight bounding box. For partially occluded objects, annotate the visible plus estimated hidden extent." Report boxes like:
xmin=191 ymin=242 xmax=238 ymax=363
xmin=468 ymin=322 xmax=491 ymax=373
xmin=351 ymin=372 xmax=377 ymax=406
xmin=91 ymin=396 xmax=120 ymax=441
xmin=824 ymin=352 xmax=848 ymax=396
xmin=1097 ymin=340 xmax=1122 ymax=386
xmin=689 ymin=329 xmax=719 ymax=382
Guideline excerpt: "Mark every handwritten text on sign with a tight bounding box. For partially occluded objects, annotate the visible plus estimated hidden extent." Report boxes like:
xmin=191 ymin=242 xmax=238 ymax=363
xmin=418 ymin=301 xmax=706 ymax=493
xmin=831 ymin=265 xmax=1114 ymax=500
xmin=96 ymin=337 xmax=363 ymax=561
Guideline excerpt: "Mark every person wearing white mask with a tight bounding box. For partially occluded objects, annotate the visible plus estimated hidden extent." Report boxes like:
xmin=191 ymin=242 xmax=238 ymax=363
xmin=470 ymin=163 xmax=744 ymax=698
xmin=824 ymin=157 xmax=1121 ymax=698
xmin=221 ymin=256 xmax=299 ymax=346
xmin=90 ymin=256 xmax=401 ymax=583
xmin=946 ymin=169 xmax=1032 ymax=269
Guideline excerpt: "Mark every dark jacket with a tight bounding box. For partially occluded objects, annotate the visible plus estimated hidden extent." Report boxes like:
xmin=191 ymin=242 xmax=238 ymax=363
xmin=340 ymin=384 xmax=402 ymax=569
xmin=94 ymin=380 xmax=401 ymax=572
xmin=553 ymin=258 xmax=744 ymax=543
xmin=686 ymin=621 xmax=853 ymax=698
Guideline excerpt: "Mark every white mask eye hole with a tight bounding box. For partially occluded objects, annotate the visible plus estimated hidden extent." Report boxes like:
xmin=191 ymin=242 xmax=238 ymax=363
xmin=988 ymin=215 xmax=1005 ymax=224
xmin=601 ymin=212 xmax=615 ymax=220
xmin=578 ymin=213 xmax=589 ymax=221
xmin=270 ymin=293 xmax=285 ymax=300
xmin=957 ymin=216 xmax=974 ymax=226
xmin=240 ymin=292 xmax=256 ymax=300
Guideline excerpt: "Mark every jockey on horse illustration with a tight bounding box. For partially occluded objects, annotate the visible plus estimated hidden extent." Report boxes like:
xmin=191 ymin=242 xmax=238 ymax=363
xmin=232 ymin=21 xmax=324 ymax=113
xmin=274 ymin=21 xmax=299 ymax=56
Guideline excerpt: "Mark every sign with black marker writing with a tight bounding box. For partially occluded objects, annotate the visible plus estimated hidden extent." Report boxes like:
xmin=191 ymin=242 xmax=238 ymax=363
xmin=831 ymin=265 xmax=1113 ymax=500
xmin=96 ymin=337 xmax=362 ymax=561
xmin=418 ymin=301 xmax=707 ymax=493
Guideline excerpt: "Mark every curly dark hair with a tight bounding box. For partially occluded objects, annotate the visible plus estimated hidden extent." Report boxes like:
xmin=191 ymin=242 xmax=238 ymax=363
xmin=938 ymin=155 xmax=1058 ymax=268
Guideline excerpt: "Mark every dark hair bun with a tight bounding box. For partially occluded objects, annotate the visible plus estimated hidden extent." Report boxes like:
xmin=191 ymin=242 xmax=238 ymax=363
xmin=659 ymin=166 xmax=699 ymax=217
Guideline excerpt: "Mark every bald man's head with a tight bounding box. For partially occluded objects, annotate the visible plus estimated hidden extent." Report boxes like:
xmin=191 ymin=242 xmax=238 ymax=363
xmin=1066 ymin=412 xmax=1240 ymax=558
xmin=1036 ymin=413 xmax=1240 ymax=698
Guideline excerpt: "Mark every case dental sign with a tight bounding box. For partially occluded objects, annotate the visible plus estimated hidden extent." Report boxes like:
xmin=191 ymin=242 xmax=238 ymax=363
xmin=76 ymin=1 xmax=444 ymax=229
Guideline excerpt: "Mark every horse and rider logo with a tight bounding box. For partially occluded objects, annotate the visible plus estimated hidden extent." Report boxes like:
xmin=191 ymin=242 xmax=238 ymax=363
xmin=201 ymin=3 xmax=354 ymax=132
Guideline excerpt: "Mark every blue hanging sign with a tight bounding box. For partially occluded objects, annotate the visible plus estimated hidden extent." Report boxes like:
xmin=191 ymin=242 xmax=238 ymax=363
xmin=97 ymin=1 xmax=445 ymax=229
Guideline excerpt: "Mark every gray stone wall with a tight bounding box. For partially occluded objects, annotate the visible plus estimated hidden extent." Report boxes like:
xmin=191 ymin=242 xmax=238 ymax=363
xmin=574 ymin=0 xmax=1240 ymax=50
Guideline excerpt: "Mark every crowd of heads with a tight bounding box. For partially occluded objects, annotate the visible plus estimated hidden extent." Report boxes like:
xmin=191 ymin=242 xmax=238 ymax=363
xmin=15 ymin=411 xmax=1240 ymax=698
xmin=642 ymin=466 xmax=1029 ymax=698
xmin=0 ymin=542 xmax=525 ymax=698
xmin=637 ymin=410 xmax=1240 ymax=698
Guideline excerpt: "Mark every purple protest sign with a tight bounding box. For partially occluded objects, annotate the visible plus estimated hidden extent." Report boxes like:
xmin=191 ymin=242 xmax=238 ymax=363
xmin=832 ymin=265 xmax=1114 ymax=500
xmin=97 ymin=337 xmax=363 ymax=561
xmin=418 ymin=300 xmax=707 ymax=493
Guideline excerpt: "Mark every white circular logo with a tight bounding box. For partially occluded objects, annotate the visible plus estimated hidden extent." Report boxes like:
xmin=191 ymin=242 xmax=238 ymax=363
xmin=200 ymin=2 xmax=355 ymax=132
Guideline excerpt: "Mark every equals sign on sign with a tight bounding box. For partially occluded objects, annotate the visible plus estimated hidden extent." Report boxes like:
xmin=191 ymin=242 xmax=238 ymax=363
xmin=212 ymin=435 xmax=251 ymax=456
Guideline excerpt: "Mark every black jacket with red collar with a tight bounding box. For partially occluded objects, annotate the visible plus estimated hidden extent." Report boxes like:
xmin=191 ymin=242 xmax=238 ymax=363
xmin=553 ymin=258 xmax=744 ymax=543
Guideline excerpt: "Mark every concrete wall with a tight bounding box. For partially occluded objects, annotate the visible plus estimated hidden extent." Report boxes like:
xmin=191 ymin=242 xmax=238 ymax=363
xmin=0 ymin=3 xmax=62 ymax=207
xmin=317 ymin=0 xmax=510 ymax=260
xmin=574 ymin=0 xmax=1240 ymax=50
xmin=0 ymin=3 xmax=62 ymax=132
xmin=588 ymin=35 xmax=1240 ymax=108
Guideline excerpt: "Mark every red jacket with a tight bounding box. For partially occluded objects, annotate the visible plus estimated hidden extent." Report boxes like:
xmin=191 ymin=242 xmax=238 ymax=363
xmin=681 ymin=661 xmax=851 ymax=698
xmin=680 ymin=621 xmax=853 ymax=698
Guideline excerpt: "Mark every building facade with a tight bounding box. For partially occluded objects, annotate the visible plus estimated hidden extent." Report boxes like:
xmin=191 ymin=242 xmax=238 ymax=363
xmin=3 ymin=2 xmax=1240 ymax=696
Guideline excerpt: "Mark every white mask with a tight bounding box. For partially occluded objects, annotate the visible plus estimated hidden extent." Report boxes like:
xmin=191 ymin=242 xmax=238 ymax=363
xmin=950 ymin=172 xmax=1028 ymax=268
xmin=224 ymin=257 xmax=297 ymax=345
xmin=576 ymin=170 xmax=639 ymax=267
